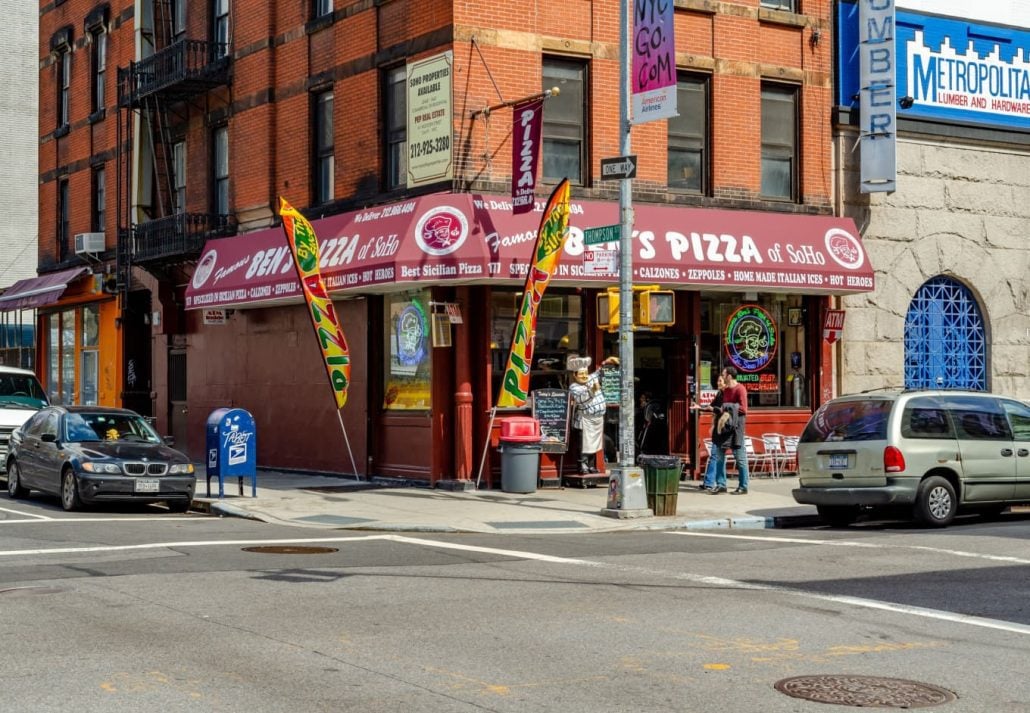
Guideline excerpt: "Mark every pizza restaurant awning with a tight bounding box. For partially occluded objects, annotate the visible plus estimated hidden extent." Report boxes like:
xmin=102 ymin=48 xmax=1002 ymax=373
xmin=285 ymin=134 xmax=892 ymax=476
xmin=185 ymin=193 xmax=875 ymax=310
xmin=0 ymin=267 xmax=91 ymax=312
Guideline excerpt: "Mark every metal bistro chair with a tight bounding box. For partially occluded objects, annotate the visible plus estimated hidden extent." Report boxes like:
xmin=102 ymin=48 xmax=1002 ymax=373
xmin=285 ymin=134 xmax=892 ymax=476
xmin=743 ymin=435 xmax=776 ymax=478
xmin=760 ymin=433 xmax=788 ymax=479
xmin=782 ymin=435 xmax=800 ymax=475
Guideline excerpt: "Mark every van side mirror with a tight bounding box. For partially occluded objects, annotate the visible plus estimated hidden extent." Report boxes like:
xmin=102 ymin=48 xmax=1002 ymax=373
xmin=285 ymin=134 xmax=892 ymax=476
xmin=163 ymin=435 xmax=176 ymax=447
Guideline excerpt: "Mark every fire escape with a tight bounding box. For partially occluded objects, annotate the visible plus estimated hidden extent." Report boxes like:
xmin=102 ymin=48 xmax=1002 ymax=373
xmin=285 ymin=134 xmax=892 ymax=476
xmin=114 ymin=2 xmax=235 ymax=293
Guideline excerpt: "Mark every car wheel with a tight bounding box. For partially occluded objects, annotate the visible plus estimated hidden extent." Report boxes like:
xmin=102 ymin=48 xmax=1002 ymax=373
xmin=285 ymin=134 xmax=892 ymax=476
xmin=817 ymin=505 xmax=859 ymax=527
xmin=7 ymin=461 xmax=29 ymax=498
xmin=914 ymin=475 xmax=956 ymax=527
xmin=166 ymin=499 xmax=190 ymax=513
xmin=61 ymin=469 xmax=81 ymax=512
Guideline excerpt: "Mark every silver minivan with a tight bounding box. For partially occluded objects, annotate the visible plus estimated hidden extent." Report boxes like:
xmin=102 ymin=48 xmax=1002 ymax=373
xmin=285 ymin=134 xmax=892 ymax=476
xmin=793 ymin=389 xmax=1030 ymax=527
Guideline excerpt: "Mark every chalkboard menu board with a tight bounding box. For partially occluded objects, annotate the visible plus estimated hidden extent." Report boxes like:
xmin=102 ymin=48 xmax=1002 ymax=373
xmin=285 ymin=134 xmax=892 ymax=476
xmin=601 ymin=366 xmax=621 ymax=405
xmin=531 ymin=389 xmax=571 ymax=453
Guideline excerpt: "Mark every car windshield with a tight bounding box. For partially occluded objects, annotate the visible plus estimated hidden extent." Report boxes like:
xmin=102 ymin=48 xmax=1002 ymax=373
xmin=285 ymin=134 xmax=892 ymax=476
xmin=64 ymin=412 xmax=162 ymax=444
xmin=801 ymin=399 xmax=892 ymax=443
xmin=0 ymin=373 xmax=48 ymax=408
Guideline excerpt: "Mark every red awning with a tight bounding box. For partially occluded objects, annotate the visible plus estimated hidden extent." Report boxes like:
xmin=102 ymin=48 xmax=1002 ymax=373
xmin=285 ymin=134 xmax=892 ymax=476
xmin=0 ymin=267 xmax=91 ymax=312
xmin=185 ymin=193 xmax=875 ymax=310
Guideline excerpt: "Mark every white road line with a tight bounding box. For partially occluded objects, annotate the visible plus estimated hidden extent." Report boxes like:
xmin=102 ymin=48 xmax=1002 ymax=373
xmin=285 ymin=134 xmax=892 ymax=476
xmin=0 ymin=505 xmax=51 ymax=520
xmin=1 ymin=532 xmax=1028 ymax=638
xmin=0 ymin=516 xmax=199 ymax=525
xmin=667 ymin=530 xmax=1030 ymax=565
xmin=0 ymin=534 xmax=394 ymax=557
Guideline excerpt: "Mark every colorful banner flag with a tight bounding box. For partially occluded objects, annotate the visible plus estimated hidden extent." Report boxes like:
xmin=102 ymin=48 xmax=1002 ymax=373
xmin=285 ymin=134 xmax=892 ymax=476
xmin=496 ymin=179 xmax=572 ymax=408
xmin=279 ymin=197 xmax=352 ymax=409
xmin=511 ymin=96 xmax=544 ymax=214
xmin=632 ymin=0 xmax=678 ymax=123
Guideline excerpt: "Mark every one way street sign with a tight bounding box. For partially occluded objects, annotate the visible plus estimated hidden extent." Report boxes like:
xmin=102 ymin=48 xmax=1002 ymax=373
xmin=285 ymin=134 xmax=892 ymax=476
xmin=600 ymin=155 xmax=637 ymax=181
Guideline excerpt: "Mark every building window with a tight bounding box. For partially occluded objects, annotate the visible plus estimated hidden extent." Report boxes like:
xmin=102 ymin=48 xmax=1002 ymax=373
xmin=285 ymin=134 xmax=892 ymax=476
xmin=213 ymin=126 xmax=229 ymax=215
xmin=172 ymin=0 xmax=187 ymax=38
xmin=490 ymin=289 xmax=584 ymax=400
xmin=58 ymin=179 xmax=70 ymax=260
xmin=314 ymin=90 xmax=334 ymax=204
xmin=761 ymin=0 xmax=796 ymax=10
xmin=668 ymin=74 xmax=708 ymax=193
xmin=384 ymin=291 xmax=432 ymax=410
xmin=315 ymin=0 xmax=333 ymax=18
xmin=905 ymin=276 xmax=987 ymax=390
xmin=91 ymin=28 xmax=106 ymax=115
xmin=44 ymin=306 xmax=100 ymax=406
xmin=542 ymin=57 xmax=587 ymax=185
xmin=57 ymin=47 xmax=71 ymax=128
xmin=80 ymin=304 xmax=99 ymax=405
xmin=213 ymin=0 xmax=229 ymax=58
xmin=384 ymin=66 xmax=406 ymax=190
xmin=92 ymin=168 xmax=106 ymax=233
xmin=172 ymin=141 xmax=186 ymax=214
xmin=697 ymin=293 xmax=808 ymax=409
xmin=760 ymin=84 xmax=798 ymax=200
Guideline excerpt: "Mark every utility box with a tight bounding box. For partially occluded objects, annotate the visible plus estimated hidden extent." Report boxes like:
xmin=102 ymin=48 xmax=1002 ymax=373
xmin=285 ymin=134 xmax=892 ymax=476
xmin=206 ymin=408 xmax=257 ymax=498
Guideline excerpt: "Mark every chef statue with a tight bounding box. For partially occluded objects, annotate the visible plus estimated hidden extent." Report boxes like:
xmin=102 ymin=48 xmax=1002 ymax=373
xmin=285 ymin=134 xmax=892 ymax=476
xmin=567 ymin=355 xmax=620 ymax=474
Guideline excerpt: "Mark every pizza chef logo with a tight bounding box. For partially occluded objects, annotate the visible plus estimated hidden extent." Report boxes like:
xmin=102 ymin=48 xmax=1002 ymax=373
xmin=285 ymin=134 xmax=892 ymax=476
xmin=414 ymin=206 xmax=468 ymax=256
xmin=192 ymin=250 xmax=218 ymax=288
xmin=824 ymin=228 xmax=864 ymax=270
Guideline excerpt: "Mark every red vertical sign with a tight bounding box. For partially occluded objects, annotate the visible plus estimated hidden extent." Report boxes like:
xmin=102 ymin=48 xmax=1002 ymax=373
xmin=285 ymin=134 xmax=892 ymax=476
xmin=511 ymin=97 xmax=544 ymax=214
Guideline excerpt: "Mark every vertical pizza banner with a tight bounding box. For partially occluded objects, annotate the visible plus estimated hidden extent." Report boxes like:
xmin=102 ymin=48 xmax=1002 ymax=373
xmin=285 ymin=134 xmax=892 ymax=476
xmin=279 ymin=197 xmax=352 ymax=409
xmin=496 ymin=179 xmax=572 ymax=408
xmin=511 ymin=97 xmax=544 ymax=214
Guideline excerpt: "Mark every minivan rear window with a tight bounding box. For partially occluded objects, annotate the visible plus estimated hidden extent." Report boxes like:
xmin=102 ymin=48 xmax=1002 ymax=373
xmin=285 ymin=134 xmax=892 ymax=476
xmin=801 ymin=399 xmax=891 ymax=443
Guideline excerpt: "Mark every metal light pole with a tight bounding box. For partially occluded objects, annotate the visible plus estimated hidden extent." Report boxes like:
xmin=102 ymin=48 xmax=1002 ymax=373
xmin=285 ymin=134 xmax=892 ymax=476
xmin=617 ymin=0 xmax=635 ymax=469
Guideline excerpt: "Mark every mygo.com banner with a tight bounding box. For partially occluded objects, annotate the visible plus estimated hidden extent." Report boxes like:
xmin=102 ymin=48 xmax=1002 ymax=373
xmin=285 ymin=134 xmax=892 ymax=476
xmin=496 ymin=179 xmax=571 ymax=408
xmin=279 ymin=197 xmax=352 ymax=409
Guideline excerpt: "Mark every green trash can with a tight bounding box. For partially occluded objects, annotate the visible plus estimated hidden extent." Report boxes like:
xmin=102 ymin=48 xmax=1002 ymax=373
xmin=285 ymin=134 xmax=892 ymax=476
xmin=638 ymin=455 xmax=682 ymax=516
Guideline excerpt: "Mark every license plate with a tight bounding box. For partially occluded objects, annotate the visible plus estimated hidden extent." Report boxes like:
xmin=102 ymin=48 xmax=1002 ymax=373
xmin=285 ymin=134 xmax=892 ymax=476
xmin=828 ymin=454 xmax=849 ymax=469
xmin=135 ymin=479 xmax=160 ymax=493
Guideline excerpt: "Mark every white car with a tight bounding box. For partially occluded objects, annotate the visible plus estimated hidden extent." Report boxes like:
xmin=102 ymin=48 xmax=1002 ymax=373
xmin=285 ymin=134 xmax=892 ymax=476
xmin=0 ymin=365 xmax=49 ymax=474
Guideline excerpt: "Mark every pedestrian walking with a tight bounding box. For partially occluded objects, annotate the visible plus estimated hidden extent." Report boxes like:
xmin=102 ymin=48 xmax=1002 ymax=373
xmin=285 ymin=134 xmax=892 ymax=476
xmin=690 ymin=374 xmax=727 ymax=491
xmin=715 ymin=366 xmax=750 ymax=494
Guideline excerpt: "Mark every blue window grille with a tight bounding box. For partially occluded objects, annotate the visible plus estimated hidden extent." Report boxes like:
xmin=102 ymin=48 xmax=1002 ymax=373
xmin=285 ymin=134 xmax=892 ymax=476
xmin=904 ymin=276 xmax=986 ymax=390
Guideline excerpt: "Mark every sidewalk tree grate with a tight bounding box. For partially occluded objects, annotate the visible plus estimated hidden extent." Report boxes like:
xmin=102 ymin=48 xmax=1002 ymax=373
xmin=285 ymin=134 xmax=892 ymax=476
xmin=774 ymin=675 xmax=956 ymax=708
xmin=242 ymin=546 xmax=338 ymax=555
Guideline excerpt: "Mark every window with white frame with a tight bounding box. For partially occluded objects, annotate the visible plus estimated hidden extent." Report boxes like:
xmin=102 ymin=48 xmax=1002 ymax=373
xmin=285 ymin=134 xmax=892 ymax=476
xmin=58 ymin=47 xmax=71 ymax=128
xmin=542 ymin=57 xmax=587 ymax=185
xmin=93 ymin=167 xmax=106 ymax=233
xmin=315 ymin=0 xmax=333 ymax=18
xmin=668 ymin=74 xmax=708 ymax=193
xmin=314 ymin=90 xmax=334 ymax=204
xmin=172 ymin=0 xmax=187 ymax=38
xmin=214 ymin=0 xmax=229 ymax=57
xmin=385 ymin=66 xmax=406 ymax=190
xmin=213 ymin=126 xmax=229 ymax=215
xmin=760 ymin=83 xmax=798 ymax=201
xmin=91 ymin=28 xmax=106 ymax=115
xmin=173 ymin=141 xmax=186 ymax=214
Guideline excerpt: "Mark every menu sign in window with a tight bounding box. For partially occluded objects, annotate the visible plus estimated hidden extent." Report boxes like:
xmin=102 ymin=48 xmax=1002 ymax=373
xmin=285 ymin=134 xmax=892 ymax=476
xmin=531 ymin=389 xmax=571 ymax=453
xmin=601 ymin=366 xmax=621 ymax=405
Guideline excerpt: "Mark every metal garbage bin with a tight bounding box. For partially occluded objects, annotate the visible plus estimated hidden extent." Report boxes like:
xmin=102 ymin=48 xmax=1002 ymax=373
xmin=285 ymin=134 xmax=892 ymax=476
xmin=638 ymin=454 xmax=681 ymax=516
xmin=499 ymin=417 xmax=541 ymax=494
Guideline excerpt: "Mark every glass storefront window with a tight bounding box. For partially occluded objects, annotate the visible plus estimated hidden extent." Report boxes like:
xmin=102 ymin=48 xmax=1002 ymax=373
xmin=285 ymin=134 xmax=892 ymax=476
xmin=490 ymin=289 xmax=584 ymax=401
xmin=81 ymin=350 xmax=98 ymax=405
xmin=699 ymin=293 xmax=807 ymax=409
xmin=47 ymin=315 xmax=60 ymax=404
xmin=61 ymin=310 xmax=75 ymax=405
xmin=384 ymin=290 xmax=432 ymax=410
xmin=82 ymin=304 xmax=99 ymax=347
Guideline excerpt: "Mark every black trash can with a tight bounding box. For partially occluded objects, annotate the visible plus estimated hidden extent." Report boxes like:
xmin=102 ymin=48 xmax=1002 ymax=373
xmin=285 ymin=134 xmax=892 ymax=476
xmin=638 ymin=454 xmax=682 ymax=516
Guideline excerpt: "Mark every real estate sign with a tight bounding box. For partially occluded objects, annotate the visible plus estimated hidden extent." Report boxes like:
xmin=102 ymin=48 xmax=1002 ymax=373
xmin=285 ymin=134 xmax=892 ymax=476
xmin=407 ymin=51 xmax=454 ymax=188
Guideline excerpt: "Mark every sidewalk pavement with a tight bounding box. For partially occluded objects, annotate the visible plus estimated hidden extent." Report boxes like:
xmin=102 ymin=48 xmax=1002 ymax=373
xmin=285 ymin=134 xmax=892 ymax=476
xmin=191 ymin=467 xmax=822 ymax=534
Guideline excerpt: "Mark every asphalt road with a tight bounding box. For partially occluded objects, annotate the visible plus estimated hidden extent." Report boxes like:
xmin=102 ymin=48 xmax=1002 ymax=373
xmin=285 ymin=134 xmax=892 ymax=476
xmin=2 ymin=495 xmax=1029 ymax=712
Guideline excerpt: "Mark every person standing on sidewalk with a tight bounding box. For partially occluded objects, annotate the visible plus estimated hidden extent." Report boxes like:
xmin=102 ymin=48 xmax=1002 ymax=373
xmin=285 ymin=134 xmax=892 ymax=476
xmin=717 ymin=366 xmax=750 ymax=494
xmin=690 ymin=374 xmax=727 ymax=491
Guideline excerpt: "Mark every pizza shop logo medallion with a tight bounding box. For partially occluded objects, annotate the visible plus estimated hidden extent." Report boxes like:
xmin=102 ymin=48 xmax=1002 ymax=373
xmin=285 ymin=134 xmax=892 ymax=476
xmin=824 ymin=228 xmax=864 ymax=270
xmin=724 ymin=304 xmax=777 ymax=373
xmin=192 ymin=250 xmax=218 ymax=289
xmin=414 ymin=206 xmax=468 ymax=256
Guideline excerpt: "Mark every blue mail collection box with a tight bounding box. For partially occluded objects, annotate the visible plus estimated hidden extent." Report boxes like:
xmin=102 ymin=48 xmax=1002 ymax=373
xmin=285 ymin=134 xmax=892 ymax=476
xmin=206 ymin=408 xmax=257 ymax=498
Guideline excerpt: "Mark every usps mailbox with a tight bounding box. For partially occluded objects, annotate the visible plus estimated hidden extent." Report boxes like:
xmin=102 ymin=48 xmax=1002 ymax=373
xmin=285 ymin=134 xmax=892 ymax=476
xmin=206 ymin=408 xmax=257 ymax=498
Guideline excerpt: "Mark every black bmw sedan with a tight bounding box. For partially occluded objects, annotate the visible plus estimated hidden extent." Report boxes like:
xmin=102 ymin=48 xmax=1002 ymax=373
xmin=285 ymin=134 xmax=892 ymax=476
xmin=5 ymin=406 xmax=196 ymax=512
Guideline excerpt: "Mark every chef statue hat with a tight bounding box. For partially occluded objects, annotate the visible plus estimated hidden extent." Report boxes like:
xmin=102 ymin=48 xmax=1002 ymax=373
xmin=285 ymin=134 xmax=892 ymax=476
xmin=566 ymin=356 xmax=591 ymax=372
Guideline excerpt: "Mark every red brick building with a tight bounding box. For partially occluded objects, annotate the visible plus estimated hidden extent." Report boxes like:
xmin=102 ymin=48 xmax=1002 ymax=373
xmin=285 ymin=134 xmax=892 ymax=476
xmin=36 ymin=0 xmax=874 ymax=485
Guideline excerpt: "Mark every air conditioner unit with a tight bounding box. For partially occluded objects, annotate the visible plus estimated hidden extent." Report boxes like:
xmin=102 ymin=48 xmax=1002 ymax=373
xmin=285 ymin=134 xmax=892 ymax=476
xmin=74 ymin=232 xmax=106 ymax=254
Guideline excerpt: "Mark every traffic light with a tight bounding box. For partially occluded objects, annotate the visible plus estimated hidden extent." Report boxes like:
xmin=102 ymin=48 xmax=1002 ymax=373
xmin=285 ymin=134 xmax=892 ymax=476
xmin=596 ymin=286 xmax=675 ymax=331
xmin=101 ymin=273 xmax=118 ymax=294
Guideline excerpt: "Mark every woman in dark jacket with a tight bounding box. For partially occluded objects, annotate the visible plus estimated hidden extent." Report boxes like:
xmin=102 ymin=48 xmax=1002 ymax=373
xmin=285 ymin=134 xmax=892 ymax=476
xmin=690 ymin=374 xmax=727 ymax=492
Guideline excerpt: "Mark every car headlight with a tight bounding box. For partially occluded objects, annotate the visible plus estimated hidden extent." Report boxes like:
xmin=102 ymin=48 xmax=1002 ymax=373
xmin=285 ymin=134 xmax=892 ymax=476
xmin=168 ymin=463 xmax=195 ymax=475
xmin=81 ymin=462 xmax=123 ymax=474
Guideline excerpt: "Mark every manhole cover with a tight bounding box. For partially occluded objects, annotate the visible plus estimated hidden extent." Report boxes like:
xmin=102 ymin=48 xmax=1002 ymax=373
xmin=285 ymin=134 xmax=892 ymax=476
xmin=774 ymin=675 xmax=956 ymax=708
xmin=241 ymin=546 xmax=338 ymax=554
